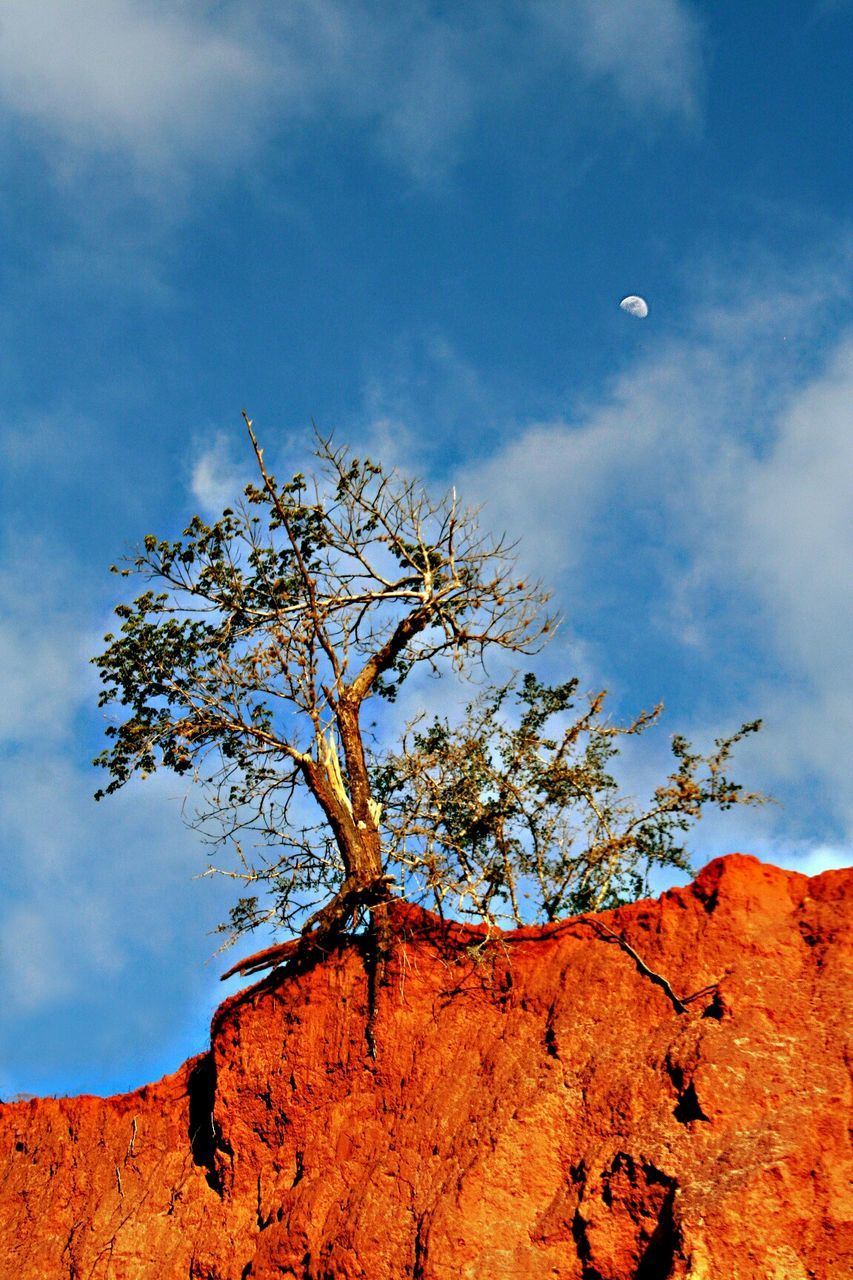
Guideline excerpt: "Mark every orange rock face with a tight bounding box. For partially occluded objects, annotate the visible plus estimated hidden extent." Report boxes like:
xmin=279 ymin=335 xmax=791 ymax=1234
xmin=1 ymin=854 xmax=850 ymax=1278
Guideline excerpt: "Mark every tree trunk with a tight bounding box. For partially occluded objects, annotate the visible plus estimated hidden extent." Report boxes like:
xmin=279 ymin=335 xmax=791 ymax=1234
xmin=297 ymin=708 xmax=386 ymax=949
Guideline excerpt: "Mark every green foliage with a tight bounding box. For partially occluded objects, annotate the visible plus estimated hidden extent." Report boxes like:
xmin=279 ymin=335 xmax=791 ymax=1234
xmin=376 ymin=675 xmax=763 ymax=922
xmin=92 ymin=422 xmax=765 ymax=946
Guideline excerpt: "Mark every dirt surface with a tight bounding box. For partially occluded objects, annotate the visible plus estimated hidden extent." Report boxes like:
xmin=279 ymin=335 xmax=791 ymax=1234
xmin=1 ymin=854 xmax=850 ymax=1278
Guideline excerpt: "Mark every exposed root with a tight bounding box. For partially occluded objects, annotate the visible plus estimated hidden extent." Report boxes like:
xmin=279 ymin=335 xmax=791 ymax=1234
xmin=221 ymin=891 xmax=719 ymax=1025
xmin=576 ymin=916 xmax=719 ymax=1015
xmin=220 ymin=875 xmax=395 ymax=982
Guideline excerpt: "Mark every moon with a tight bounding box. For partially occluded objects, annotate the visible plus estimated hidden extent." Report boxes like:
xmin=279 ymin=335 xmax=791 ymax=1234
xmin=619 ymin=295 xmax=649 ymax=319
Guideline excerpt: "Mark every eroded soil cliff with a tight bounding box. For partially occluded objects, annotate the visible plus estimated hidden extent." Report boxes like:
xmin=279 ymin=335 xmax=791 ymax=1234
xmin=1 ymin=854 xmax=850 ymax=1278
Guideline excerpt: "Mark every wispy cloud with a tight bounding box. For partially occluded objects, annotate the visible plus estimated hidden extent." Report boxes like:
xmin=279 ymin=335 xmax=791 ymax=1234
xmin=737 ymin=337 xmax=853 ymax=680
xmin=0 ymin=742 xmax=222 ymax=1018
xmin=0 ymin=0 xmax=263 ymax=171
xmin=0 ymin=533 xmax=232 ymax=1044
xmin=0 ymin=536 xmax=91 ymax=746
xmin=451 ymin=255 xmax=853 ymax=858
xmin=0 ymin=537 xmax=115 ymax=1017
xmin=189 ymin=429 xmax=254 ymax=516
xmin=532 ymin=0 xmax=704 ymax=118
xmin=0 ymin=0 xmax=706 ymax=192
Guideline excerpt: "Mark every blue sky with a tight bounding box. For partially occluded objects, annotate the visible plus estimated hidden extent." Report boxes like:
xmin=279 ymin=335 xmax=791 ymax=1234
xmin=0 ymin=0 xmax=850 ymax=1100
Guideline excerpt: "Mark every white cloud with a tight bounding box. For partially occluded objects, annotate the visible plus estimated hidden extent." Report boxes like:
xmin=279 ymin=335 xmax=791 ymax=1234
xmin=0 ymin=906 xmax=77 ymax=1011
xmin=457 ymin=261 xmax=853 ymax=857
xmin=0 ymin=0 xmax=706 ymax=188
xmin=0 ymin=0 xmax=263 ymax=169
xmin=0 ymin=531 xmax=232 ymax=1022
xmin=187 ymin=420 xmax=333 ymax=516
xmin=778 ymin=844 xmax=852 ymax=876
xmin=189 ymin=429 xmax=254 ymax=515
xmin=738 ymin=338 xmax=853 ymax=678
xmin=0 ymin=537 xmax=92 ymax=746
xmin=532 ymin=0 xmax=703 ymax=118
xmin=0 ymin=737 xmax=233 ymax=1018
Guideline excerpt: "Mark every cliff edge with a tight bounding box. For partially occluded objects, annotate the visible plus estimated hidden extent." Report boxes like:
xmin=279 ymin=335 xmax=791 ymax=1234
xmin=1 ymin=854 xmax=850 ymax=1279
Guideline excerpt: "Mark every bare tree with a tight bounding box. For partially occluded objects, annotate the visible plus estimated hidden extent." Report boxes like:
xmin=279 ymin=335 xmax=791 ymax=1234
xmin=93 ymin=417 xmax=763 ymax=974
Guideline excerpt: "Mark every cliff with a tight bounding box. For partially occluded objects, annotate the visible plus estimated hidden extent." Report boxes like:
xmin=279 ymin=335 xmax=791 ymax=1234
xmin=0 ymin=854 xmax=850 ymax=1279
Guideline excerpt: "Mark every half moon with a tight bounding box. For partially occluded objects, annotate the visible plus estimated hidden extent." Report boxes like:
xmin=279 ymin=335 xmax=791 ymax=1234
xmin=619 ymin=295 xmax=649 ymax=318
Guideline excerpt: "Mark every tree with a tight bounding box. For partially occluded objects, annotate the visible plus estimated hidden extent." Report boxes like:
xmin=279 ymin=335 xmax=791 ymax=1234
xmin=375 ymin=676 xmax=762 ymax=926
xmin=93 ymin=418 xmax=763 ymax=965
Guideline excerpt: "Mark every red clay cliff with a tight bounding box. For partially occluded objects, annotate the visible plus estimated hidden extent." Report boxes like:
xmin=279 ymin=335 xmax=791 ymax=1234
xmin=0 ymin=854 xmax=850 ymax=1278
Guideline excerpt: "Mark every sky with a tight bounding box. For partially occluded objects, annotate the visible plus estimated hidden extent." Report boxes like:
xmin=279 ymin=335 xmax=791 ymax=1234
xmin=0 ymin=0 xmax=850 ymax=1100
